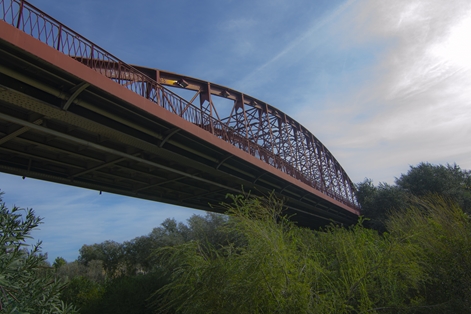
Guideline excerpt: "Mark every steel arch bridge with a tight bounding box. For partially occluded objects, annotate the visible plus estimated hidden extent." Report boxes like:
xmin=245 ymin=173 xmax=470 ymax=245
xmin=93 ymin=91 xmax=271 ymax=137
xmin=0 ymin=0 xmax=360 ymax=228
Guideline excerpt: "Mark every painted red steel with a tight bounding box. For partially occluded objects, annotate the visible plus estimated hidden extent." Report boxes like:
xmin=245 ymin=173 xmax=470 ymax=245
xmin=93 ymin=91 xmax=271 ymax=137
xmin=0 ymin=0 xmax=360 ymax=211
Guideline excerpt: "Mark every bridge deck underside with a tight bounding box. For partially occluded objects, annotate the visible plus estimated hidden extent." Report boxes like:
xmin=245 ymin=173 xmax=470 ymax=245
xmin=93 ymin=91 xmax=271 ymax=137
xmin=0 ymin=33 xmax=358 ymax=229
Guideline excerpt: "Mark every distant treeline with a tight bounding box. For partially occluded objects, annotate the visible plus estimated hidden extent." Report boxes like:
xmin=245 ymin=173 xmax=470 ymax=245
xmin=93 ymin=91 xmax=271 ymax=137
xmin=1 ymin=162 xmax=471 ymax=313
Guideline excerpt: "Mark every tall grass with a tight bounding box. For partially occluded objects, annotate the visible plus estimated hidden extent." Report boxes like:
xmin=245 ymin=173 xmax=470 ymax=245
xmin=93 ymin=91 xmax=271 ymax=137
xmin=151 ymin=194 xmax=471 ymax=313
xmin=387 ymin=196 xmax=471 ymax=313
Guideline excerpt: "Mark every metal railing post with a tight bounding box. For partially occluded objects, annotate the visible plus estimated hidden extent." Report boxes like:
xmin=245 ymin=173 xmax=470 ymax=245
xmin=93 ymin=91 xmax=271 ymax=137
xmin=16 ymin=0 xmax=24 ymax=28
xmin=56 ymin=24 xmax=62 ymax=51
xmin=89 ymin=44 xmax=94 ymax=68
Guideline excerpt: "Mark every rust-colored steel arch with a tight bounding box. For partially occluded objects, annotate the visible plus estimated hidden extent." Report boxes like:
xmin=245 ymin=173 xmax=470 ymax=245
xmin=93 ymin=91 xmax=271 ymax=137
xmin=129 ymin=66 xmax=360 ymax=211
xmin=0 ymin=0 xmax=360 ymax=214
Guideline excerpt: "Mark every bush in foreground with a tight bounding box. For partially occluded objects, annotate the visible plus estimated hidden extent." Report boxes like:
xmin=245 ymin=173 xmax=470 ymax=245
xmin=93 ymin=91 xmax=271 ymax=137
xmin=0 ymin=192 xmax=77 ymax=313
xmin=152 ymin=194 xmax=436 ymax=313
xmin=387 ymin=197 xmax=471 ymax=313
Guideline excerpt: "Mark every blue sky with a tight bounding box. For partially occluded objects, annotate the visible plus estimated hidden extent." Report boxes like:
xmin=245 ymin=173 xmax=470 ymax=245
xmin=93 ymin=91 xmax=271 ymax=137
xmin=1 ymin=0 xmax=470 ymax=262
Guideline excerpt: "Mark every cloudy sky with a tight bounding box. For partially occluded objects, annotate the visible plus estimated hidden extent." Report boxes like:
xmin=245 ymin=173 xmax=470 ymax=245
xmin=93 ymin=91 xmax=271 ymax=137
xmin=1 ymin=0 xmax=470 ymax=262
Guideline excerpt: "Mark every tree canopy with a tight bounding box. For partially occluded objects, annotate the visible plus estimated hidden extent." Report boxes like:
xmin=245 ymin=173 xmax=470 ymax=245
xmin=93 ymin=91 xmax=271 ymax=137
xmin=356 ymin=162 xmax=471 ymax=229
xmin=5 ymin=161 xmax=470 ymax=313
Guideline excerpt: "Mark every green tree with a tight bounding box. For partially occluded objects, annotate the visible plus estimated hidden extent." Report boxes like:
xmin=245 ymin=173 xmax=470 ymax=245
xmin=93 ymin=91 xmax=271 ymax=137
xmin=122 ymin=214 xmax=232 ymax=274
xmin=356 ymin=162 xmax=471 ymax=230
xmin=0 ymin=192 xmax=77 ymax=313
xmin=186 ymin=212 xmax=230 ymax=246
xmin=396 ymin=162 xmax=471 ymax=212
xmin=56 ymin=260 xmax=105 ymax=283
xmin=78 ymin=241 xmax=124 ymax=278
xmin=121 ymin=218 xmax=188 ymax=274
xmin=53 ymin=256 xmax=67 ymax=270
xmin=78 ymin=244 xmax=105 ymax=265
xmin=355 ymin=179 xmax=408 ymax=230
xmin=149 ymin=218 xmax=189 ymax=247
xmin=122 ymin=235 xmax=154 ymax=273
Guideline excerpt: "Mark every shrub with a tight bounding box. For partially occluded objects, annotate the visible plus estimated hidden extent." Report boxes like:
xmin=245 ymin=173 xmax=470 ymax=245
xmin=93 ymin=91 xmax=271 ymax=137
xmin=386 ymin=197 xmax=471 ymax=313
xmin=0 ymin=192 xmax=77 ymax=313
xmin=151 ymin=194 xmax=426 ymax=313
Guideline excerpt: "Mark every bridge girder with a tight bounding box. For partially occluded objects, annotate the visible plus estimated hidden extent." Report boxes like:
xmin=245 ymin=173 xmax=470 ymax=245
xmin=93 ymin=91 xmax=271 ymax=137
xmin=0 ymin=0 xmax=360 ymax=228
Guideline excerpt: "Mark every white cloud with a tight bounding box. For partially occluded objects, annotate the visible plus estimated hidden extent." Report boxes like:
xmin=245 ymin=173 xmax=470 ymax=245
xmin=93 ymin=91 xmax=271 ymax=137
xmin=294 ymin=0 xmax=471 ymax=183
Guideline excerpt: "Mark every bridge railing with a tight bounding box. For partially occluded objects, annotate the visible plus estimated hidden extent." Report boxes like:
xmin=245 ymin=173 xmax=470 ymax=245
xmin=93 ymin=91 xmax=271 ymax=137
xmin=0 ymin=0 xmax=360 ymax=211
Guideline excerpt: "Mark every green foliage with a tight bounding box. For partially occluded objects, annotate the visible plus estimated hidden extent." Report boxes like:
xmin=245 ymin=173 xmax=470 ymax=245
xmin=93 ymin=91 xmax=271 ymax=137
xmin=152 ymin=194 xmax=305 ymax=313
xmin=95 ymin=271 xmax=168 ymax=314
xmin=356 ymin=163 xmax=471 ymax=230
xmin=46 ymin=162 xmax=471 ymax=313
xmin=59 ymin=271 xmax=168 ymax=314
xmin=53 ymin=257 xmax=67 ymax=270
xmin=120 ymin=213 xmax=231 ymax=275
xmin=386 ymin=197 xmax=471 ymax=313
xmin=151 ymin=194 xmax=426 ymax=313
xmin=122 ymin=218 xmax=189 ymax=274
xmin=308 ymin=223 xmax=425 ymax=313
xmin=396 ymin=163 xmax=471 ymax=213
xmin=76 ymin=212 xmax=232 ymax=279
xmin=35 ymin=166 xmax=471 ymax=314
xmin=356 ymin=179 xmax=408 ymax=230
xmin=186 ymin=212 xmax=232 ymax=248
xmin=0 ymin=192 xmax=77 ymax=313
xmin=56 ymin=260 xmax=105 ymax=283
xmin=60 ymin=276 xmax=104 ymax=313
xmin=78 ymin=241 xmax=124 ymax=278
xmin=60 ymin=212 xmax=232 ymax=313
